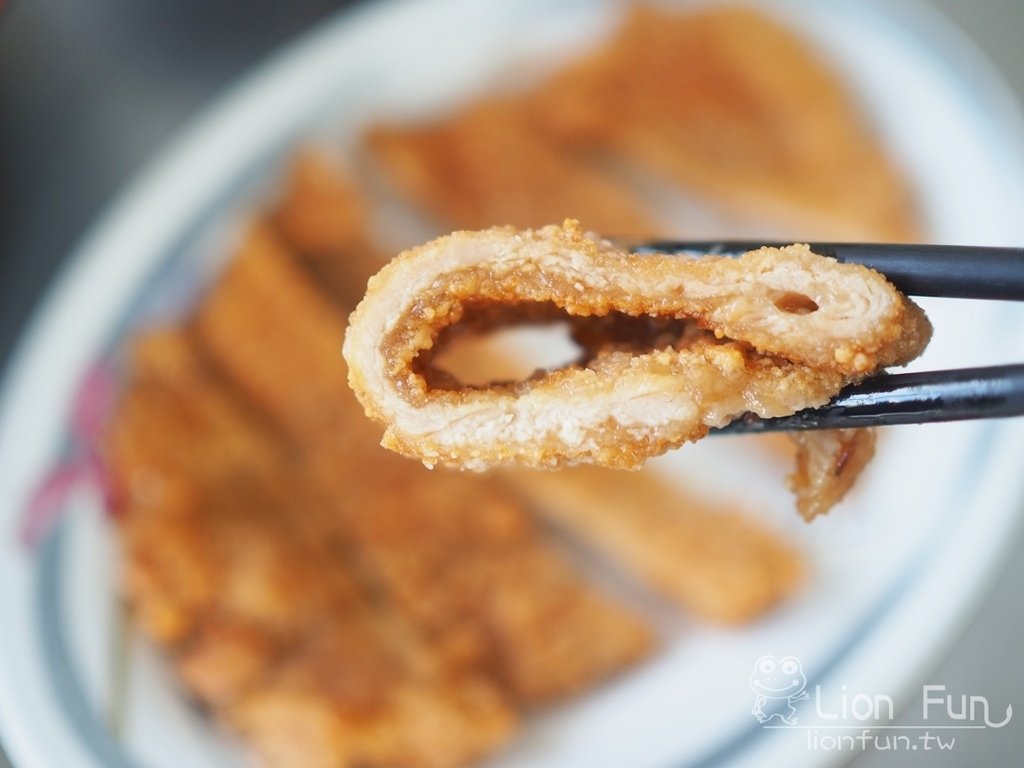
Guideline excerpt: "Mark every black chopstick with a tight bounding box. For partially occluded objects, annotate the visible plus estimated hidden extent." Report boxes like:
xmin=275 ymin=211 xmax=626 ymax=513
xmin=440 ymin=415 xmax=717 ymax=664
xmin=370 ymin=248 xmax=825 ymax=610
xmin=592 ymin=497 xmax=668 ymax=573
xmin=713 ymin=364 xmax=1024 ymax=433
xmin=634 ymin=241 xmax=1024 ymax=300
xmin=630 ymin=240 xmax=1024 ymax=430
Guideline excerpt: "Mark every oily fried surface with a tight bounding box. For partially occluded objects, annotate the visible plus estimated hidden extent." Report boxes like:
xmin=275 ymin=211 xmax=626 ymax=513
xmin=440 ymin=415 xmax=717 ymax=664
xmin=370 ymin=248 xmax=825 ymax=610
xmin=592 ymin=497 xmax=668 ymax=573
xmin=271 ymin=155 xmax=805 ymax=606
xmin=192 ymin=222 xmax=371 ymax=441
xmin=110 ymin=221 xmax=657 ymax=766
xmin=229 ymin=661 xmax=513 ymax=768
xmin=305 ymin=454 xmax=654 ymax=702
xmin=109 ymin=332 xmax=330 ymax=649
xmin=354 ymin=3 xmax=924 ymax=518
xmin=343 ymin=221 xmax=928 ymax=476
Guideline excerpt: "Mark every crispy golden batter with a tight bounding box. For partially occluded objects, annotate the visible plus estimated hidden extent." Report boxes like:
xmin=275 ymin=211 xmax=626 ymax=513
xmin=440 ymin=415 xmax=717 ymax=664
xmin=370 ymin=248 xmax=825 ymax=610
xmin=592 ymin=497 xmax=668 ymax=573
xmin=529 ymin=6 xmax=919 ymax=241
xmin=504 ymin=466 xmax=802 ymax=623
xmin=343 ymin=221 xmax=929 ymax=472
xmin=789 ymin=427 xmax=878 ymax=521
xmin=367 ymin=98 xmax=656 ymax=237
xmin=359 ymin=3 xmax=925 ymax=514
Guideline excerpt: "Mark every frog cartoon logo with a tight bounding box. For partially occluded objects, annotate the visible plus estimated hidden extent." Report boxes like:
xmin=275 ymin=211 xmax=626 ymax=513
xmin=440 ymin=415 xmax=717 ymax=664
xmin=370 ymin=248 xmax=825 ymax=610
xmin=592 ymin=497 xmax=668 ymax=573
xmin=750 ymin=655 xmax=809 ymax=725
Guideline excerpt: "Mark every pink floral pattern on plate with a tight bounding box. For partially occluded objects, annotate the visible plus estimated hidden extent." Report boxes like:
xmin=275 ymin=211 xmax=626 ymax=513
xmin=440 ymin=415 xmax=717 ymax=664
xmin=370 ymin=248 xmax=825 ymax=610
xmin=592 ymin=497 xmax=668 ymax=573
xmin=19 ymin=360 xmax=119 ymax=548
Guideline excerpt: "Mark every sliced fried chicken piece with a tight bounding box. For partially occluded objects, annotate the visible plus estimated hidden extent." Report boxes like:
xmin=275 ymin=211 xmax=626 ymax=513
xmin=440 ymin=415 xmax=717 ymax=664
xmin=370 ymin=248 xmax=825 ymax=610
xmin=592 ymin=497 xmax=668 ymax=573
xmin=343 ymin=221 xmax=929 ymax=476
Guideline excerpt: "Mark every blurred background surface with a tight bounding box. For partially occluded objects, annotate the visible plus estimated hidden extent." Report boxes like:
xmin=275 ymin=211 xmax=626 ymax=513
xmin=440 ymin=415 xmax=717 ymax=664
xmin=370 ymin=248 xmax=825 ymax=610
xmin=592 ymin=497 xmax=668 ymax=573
xmin=1 ymin=1 xmax=1022 ymax=765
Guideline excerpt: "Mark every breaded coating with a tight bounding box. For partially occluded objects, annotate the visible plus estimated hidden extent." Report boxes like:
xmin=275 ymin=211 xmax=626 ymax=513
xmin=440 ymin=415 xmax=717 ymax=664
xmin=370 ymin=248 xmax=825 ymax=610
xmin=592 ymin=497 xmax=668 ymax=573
xmin=109 ymin=330 xmax=285 ymax=487
xmin=176 ymin=618 xmax=283 ymax=707
xmin=504 ymin=466 xmax=802 ymax=623
xmin=529 ymin=6 xmax=919 ymax=241
xmin=367 ymin=98 xmax=656 ymax=237
xmin=788 ymin=427 xmax=878 ymax=521
xmin=342 ymin=221 xmax=929 ymax=475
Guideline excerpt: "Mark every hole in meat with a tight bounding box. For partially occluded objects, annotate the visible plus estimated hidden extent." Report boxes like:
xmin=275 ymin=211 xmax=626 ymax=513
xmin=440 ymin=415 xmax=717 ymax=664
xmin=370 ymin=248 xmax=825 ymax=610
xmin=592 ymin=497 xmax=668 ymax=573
xmin=773 ymin=291 xmax=819 ymax=315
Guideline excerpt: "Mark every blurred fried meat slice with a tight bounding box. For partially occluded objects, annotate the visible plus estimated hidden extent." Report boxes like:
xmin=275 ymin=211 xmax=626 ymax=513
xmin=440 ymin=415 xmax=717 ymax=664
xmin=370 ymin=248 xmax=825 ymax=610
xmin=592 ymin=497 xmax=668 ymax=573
xmin=529 ymin=6 xmax=918 ymax=240
xmin=504 ymin=466 xmax=802 ymax=623
xmin=108 ymin=332 xmax=339 ymax=651
xmin=367 ymin=98 xmax=656 ymax=236
xmin=306 ymin=457 xmax=654 ymax=702
xmin=192 ymin=223 xmax=375 ymax=442
xmin=230 ymin=628 xmax=513 ymax=768
xmin=107 ymin=331 xmax=519 ymax=765
xmin=271 ymin=150 xmax=384 ymax=307
xmin=192 ymin=224 xmax=654 ymax=703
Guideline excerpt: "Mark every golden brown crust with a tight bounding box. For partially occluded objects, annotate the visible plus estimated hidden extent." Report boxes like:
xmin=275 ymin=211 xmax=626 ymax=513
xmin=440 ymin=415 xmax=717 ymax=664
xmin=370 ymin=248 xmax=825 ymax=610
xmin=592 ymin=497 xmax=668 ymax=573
xmin=343 ymin=221 xmax=929 ymax=473
xmin=788 ymin=428 xmax=878 ymax=521
xmin=228 ymin=669 xmax=515 ymax=768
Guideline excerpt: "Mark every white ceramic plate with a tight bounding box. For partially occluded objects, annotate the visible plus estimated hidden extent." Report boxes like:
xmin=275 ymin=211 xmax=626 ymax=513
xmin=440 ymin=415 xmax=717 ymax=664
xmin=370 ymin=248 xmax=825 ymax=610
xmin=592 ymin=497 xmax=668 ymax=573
xmin=2 ymin=1 xmax=1024 ymax=766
